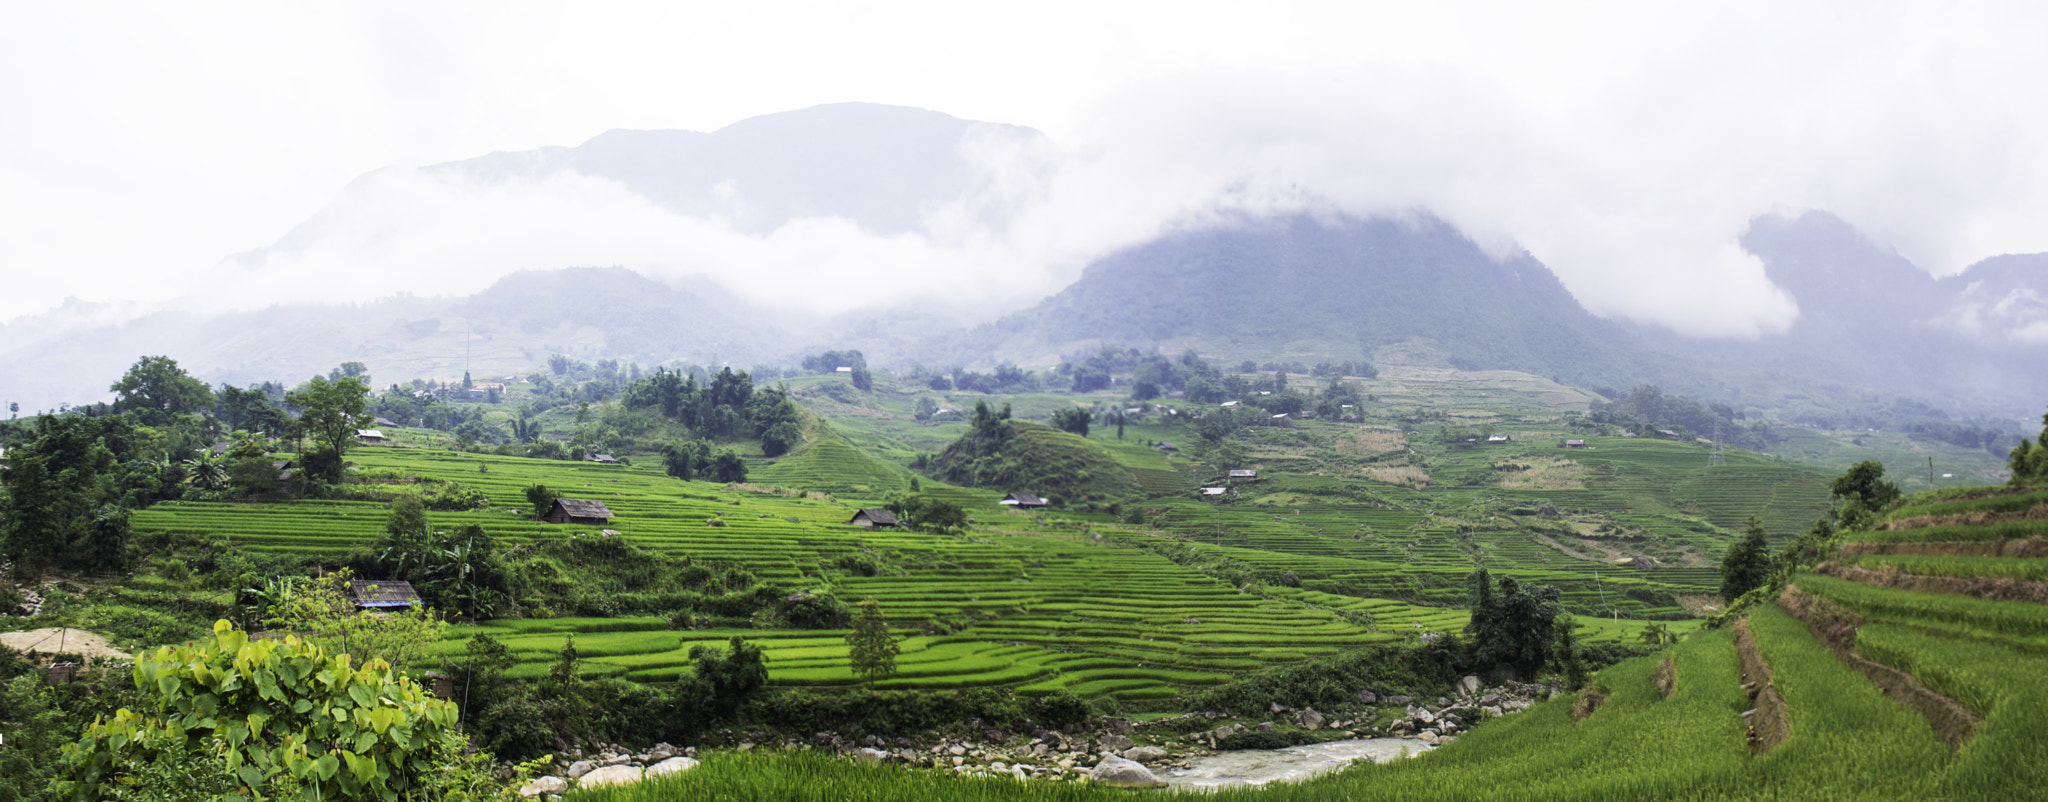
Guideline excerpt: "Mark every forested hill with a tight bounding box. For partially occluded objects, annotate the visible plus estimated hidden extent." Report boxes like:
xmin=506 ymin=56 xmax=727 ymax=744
xmin=976 ymin=213 xmax=1677 ymax=392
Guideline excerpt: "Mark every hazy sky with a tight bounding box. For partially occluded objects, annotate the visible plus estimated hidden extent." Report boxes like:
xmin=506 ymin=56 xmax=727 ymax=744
xmin=4 ymin=1 xmax=2046 ymax=337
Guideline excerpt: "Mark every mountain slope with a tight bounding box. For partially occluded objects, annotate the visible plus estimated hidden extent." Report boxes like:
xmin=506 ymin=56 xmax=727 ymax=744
xmin=979 ymin=213 xmax=1672 ymax=391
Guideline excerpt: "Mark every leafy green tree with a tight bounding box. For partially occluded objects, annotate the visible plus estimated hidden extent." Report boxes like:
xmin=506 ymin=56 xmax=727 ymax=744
xmin=287 ymin=375 xmax=372 ymax=484
xmin=1465 ymin=569 xmax=1563 ymax=680
xmin=1719 ymin=516 xmax=1774 ymax=603
xmin=684 ymin=637 xmax=769 ymax=721
xmin=0 ymin=673 xmax=65 ymax=802
xmin=82 ymin=504 xmax=130 ymax=572
xmin=523 ymin=484 xmax=558 ymax=519
xmin=911 ymin=397 xmax=939 ymax=422
xmin=1555 ymin=616 xmax=1588 ymax=691
xmin=59 ymin=620 xmax=466 ymax=802
xmin=110 ymin=355 xmax=214 ymax=426
xmin=1831 ymin=460 xmax=1901 ymax=509
xmin=711 ymin=449 xmax=747 ymax=483
xmin=845 ymin=598 xmax=900 ymax=689
xmin=1050 ymin=407 xmax=1091 ymax=437
xmin=2009 ymin=406 xmax=2048 ymax=485
xmin=883 ymin=495 xmax=969 ymax=534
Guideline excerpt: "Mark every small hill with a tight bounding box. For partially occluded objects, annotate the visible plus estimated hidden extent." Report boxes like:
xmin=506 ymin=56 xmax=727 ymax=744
xmin=927 ymin=407 xmax=1139 ymax=502
xmin=752 ymin=407 xmax=916 ymax=496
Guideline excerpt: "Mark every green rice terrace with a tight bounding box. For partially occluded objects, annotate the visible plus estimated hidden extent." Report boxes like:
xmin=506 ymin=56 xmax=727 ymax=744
xmin=67 ymin=365 xmax=2040 ymax=799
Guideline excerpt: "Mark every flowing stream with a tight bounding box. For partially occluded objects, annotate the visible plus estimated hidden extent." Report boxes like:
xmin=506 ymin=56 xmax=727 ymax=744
xmin=1160 ymin=738 xmax=1434 ymax=790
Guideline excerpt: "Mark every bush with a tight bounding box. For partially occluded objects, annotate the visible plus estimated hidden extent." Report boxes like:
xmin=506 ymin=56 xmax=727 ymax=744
xmin=60 ymin=620 xmax=469 ymax=801
xmin=1218 ymin=729 xmax=1321 ymax=750
xmin=781 ymin=592 xmax=852 ymax=629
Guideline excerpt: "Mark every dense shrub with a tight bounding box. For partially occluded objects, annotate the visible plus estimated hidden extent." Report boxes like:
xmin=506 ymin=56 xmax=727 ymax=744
xmin=1197 ymin=639 xmax=1462 ymax=716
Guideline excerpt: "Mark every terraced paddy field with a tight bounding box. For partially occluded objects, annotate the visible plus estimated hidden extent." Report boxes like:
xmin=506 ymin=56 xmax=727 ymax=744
xmin=134 ymin=442 xmax=1672 ymax=700
xmin=571 ymin=482 xmax=2048 ymax=799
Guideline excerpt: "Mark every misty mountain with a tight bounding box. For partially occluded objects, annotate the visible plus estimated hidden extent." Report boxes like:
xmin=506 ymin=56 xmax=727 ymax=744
xmin=238 ymin=103 xmax=1048 ymax=267
xmin=1657 ymin=211 xmax=2048 ymax=419
xmin=0 ymin=268 xmax=787 ymax=411
xmin=973 ymin=213 xmax=1678 ymax=392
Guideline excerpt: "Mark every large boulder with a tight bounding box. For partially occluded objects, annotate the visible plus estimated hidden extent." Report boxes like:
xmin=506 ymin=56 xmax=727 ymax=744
xmin=646 ymin=756 xmax=699 ymax=779
xmin=579 ymin=764 xmax=644 ymax=788
xmin=1458 ymin=676 xmax=1482 ymax=697
xmin=1090 ymin=756 xmax=1166 ymax=788
xmin=518 ymin=776 xmax=567 ymax=798
xmin=565 ymin=760 xmax=596 ymax=779
xmin=1100 ymin=734 xmax=1136 ymax=752
xmin=1123 ymin=746 xmax=1170 ymax=764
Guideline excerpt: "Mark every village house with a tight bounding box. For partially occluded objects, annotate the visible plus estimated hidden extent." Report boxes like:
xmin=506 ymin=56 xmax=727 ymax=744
xmin=348 ymin=580 xmax=421 ymax=611
xmin=1154 ymin=442 xmax=1179 ymax=452
xmin=1227 ymin=469 xmax=1257 ymax=479
xmin=546 ymin=498 xmax=615 ymax=525
xmin=356 ymin=429 xmax=386 ymax=444
xmin=1201 ymin=487 xmax=1228 ymax=496
xmin=1487 ymin=434 xmax=1512 ymax=444
xmin=1564 ymin=439 xmax=1588 ymax=449
xmin=848 ymin=508 xmax=901 ymax=528
xmin=999 ymin=492 xmax=1049 ymax=508
xmin=586 ymin=453 xmax=619 ymax=464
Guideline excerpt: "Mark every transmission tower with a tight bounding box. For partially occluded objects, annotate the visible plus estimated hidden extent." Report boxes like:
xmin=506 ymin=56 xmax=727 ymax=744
xmin=1708 ymin=421 xmax=1726 ymax=467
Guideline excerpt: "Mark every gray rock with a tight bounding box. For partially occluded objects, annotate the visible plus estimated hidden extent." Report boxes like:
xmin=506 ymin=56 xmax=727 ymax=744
xmin=646 ymin=756 xmax=698 ymax=778
xmin=1255 ymin=722 xmax=1275 ymax=733
xmin=854 ymin=748 xmax=891 ymax=763
xmin=1357 ymin=689 xmax=1378 ymax=704
xmin=1296 ymin=708 xmax=1326 ymax=730
xmin=565 ymin=761 xmax=595 ymax=779
xmin=1123 ymin=746 xmax=1169 ymax=763
xmin=1100 ymin=734 xmax=1135 ymax=752
xmin=1458 ymin=676 xmax=1481 ymax=697
xmin=518 ymin=776 xmax=567 ymax=797
xmin=649 ymin=743 xmax=677 ymax=761
xmin=1269 ymin=702 xmax=1291 ymax=713
xmin=1386 ymin=695 xmax=1413 ymax=706
xmin=578 ymin=764 xmax=643 ymax=788
xmin=1089 ymin=755 xmax=1166 ymax=788
xmin=1418 ymin=730 xmax=1441 ymax=745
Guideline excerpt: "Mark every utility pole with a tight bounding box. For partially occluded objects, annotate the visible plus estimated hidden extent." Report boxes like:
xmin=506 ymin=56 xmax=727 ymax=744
xmin=1928 ymin=456 xmax=1936 ymax=489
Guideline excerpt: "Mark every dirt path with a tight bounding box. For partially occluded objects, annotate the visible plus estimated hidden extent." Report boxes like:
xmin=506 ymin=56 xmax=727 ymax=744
xmin=0 ymin=628 xmax=133 ymax=660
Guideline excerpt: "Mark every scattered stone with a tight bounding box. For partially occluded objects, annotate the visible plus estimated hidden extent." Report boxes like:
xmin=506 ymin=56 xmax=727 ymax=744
xmin=1089 ymin=755 xmax=1166 ymax=788
xmin=1123 ymin=746 xmax=1169 ymax=764
xmin=1254 ymin=722 xmax=1275 ymax=733
xmin=518 ymin=776 xmax=566 ymax=797
xmin=645 ymin=756 xmax=698 ymax=779
xmin=1100 ymin=734 xmax=1135 ymax=752
xmin=1458 ymin=676 xmax=1481 ymax=697
xmin=854 ymin=748 xmax=890 ymax=763
xmin=649 ymin=743 xmax=677 ymax=761
xmin=565 ymin=761 xmax=595 ymax=779
xmin=578 ymin=764 xmax=643 ymax=788
xmin=1357 ymin=689 xmax=1378 ymax=704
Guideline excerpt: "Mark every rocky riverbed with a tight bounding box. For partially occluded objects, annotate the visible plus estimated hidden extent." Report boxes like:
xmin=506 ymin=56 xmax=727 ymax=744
xmin=517 ymin=677 xmax=1548 ymax=797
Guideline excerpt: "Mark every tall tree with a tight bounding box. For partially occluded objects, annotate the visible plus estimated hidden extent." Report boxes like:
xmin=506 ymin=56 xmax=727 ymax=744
xmin=110 ymin=355 xmax=214 ymax=426
xmin=1465 ymin=570 xmax=1562 ymax=680
xmin=1719 ymin=516 xmax=1774 ymax=602
xmin=845 ymin=598 xmax=900 ymax=689
xmin=287 ymin=374 xmax=373 ymax=483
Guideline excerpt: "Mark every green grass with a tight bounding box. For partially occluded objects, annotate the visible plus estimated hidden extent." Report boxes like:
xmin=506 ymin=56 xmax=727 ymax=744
xmin=1842 ymin=555 xmax=2048 ymax=583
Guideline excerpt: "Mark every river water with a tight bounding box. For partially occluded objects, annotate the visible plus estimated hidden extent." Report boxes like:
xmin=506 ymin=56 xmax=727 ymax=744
xmin=1159 ymin=738 xmax=1434 ymax=790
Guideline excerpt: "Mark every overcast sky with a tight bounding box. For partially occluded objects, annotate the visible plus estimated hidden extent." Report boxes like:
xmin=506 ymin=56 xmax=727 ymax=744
xmin=4 ymin=1 xmax=2046 ymax=338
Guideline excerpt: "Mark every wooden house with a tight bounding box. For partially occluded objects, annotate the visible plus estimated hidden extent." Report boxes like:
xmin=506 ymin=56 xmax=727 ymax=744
xmin=356 ymin=429 xmax=387 ymax=443
xmin=348 ymin=580 xmax=421 ymax=611
xmin=848 ymin=509 xmax=901 ymax=528
xmin=547 ymin=498 xmax=615 ymax=525
xmin=999 ymin=492 xmax=1049 ymax=508
xmin=587 ymin=453 xmax=619 ymax=464
xmin=1564 ymin=439 xmax=1587 ymax=449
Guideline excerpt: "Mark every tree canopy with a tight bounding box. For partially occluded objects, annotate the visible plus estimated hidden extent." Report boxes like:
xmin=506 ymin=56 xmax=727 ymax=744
xmin=287 ymin=374 xmax=373 ymax=484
